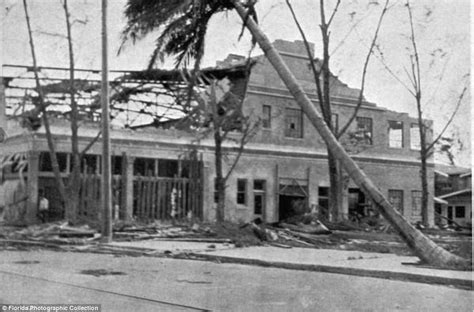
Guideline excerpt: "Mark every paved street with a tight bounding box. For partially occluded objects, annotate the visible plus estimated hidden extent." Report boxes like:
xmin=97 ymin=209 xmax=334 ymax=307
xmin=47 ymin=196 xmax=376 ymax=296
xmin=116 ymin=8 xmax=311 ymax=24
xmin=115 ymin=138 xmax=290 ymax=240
xmin=0 ymin=250 xmax=471 ymax=311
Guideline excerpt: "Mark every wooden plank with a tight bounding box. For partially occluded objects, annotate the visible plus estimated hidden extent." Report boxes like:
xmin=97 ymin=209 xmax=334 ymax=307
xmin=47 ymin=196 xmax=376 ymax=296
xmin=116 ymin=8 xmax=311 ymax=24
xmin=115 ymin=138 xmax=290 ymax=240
xmin=144 ymin=179 xmax=149 ymax=219
xmin=178 ymin=180 xmax=183 ymax=219
xmin=120 ymin=152 xmax=128 ymax=220
xmin=164 ymin=180 xmax=170 ymax=220
xmin=150 ymin=179 xmax=156 ymax=219
xmin=152 ymin=179 xmax=158 ymax=219
xmin=184 ymin=181 xmax=189 ymax=219
xmin=150 ymin=179 xmax=156 ymax=220
xmin=136 ymin=178 xmax=143 ymax=219
xmin=189 ymin=180 xmax=194 ymax=219
xmin=143 ymin=178 xmax=148 ymax=219
xmin=157 ymin=180 xmax=163 ymax=220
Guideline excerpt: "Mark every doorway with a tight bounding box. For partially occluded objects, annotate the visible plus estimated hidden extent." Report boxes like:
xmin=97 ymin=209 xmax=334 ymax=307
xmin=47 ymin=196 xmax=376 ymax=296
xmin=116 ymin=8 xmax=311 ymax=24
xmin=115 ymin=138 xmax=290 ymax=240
xmin=447 ymin=206 xmax=453 ymax=224
xmin=279 ymin=194 xmax=307 ymax=221
xmin=348 ymin=188 xmax=367 ymax=220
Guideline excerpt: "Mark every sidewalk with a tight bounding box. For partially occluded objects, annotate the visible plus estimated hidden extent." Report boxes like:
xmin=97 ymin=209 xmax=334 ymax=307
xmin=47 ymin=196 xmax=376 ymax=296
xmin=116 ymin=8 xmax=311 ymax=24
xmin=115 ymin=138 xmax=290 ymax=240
xmin=108 ymin=241 xmax=473 ymax=290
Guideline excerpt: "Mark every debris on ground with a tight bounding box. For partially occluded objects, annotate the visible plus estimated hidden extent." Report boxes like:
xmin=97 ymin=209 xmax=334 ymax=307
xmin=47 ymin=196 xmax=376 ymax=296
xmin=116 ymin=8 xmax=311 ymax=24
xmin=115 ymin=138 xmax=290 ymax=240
xmin=0 ymin=216 xmax=471 ymax=261
xmin=0 ymin=221 xmax=100 ymax=246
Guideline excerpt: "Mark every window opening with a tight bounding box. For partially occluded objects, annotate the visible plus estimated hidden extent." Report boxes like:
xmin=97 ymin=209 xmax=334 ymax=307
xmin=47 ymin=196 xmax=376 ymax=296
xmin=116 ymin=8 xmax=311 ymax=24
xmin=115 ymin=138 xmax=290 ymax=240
xmin=455 ymin=206 xmax=465 ymax=218
xmin=388 ymin=120 xmax=404 ymax=148
xmin=253 ymin=180 xmax=266 ymax=215
xmin=237 ymin=179 xmax=247 ymax=205
xmin=285 ymin=108 xmax=303 ymax=138
xmin=388 ymin=189 xmax=404 ymax=214
xmin=410 ymin=123 xmax=421 ymax=150
xmin=134 ymin=158 xmax=155 ymax=176
xmin=355 ymin=117 xmax=373 ymax=145
xmin=262 ymin=105 xmax=271 ymax=128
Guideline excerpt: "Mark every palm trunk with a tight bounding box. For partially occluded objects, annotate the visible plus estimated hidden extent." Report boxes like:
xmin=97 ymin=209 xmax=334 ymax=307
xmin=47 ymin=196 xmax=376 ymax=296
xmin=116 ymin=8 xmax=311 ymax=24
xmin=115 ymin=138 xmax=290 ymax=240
xmin=233 ymin=0 xmax=468 ymax=268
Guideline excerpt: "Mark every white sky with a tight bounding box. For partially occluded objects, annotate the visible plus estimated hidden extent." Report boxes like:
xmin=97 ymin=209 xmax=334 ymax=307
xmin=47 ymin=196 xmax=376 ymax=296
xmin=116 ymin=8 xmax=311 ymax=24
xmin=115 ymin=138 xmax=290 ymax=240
xmin=1 ymin=0 xmax=471 ymax=166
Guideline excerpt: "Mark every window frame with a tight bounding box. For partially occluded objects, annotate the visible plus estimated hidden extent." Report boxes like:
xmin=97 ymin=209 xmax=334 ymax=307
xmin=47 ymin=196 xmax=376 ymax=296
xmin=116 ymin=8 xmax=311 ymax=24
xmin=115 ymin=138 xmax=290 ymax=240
xmin=388 ymin=189 xmax=404 ymax=214
xmin=214 ymin=178 xmax=219 ymax=204
xmin=318 ymin=187 xmax=329 ymax=210
xmin=455 ymin=206 xmax=466 ymax=218
xmin=285 ymin=108 xmax=303 ymax=138
xmin=355 ymin=116 xmax=373 ymax=145
xmin=388 ymin=120 xmax=404 ymax=148
xmin=236 ymin=179 xmax=247 ymax=205
xmin=410 ymin=123 xmax=421 ymax=150
xmin=262 ymin=105 xmax=271 ymax=129
xmin=253 ymin=179 xmax=266 ymax=215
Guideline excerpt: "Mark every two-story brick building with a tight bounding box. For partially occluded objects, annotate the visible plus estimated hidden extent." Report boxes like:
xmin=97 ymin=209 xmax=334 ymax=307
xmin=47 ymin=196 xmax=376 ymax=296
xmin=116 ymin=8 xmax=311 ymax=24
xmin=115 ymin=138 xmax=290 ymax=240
xmin=0 ymin=40 xmax=435 ymax=226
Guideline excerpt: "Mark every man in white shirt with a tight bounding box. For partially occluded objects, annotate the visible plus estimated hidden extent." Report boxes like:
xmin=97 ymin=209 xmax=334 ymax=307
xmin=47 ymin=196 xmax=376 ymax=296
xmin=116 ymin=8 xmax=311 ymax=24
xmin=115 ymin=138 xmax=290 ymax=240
xmin=38 ymin=191 xmax=49 ymax=223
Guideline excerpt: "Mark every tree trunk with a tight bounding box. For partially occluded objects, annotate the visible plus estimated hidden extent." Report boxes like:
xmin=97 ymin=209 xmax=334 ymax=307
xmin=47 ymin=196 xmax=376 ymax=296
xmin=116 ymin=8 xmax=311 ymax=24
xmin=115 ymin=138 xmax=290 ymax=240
xmin=233 ymin=0 xmax=468 ymax=268
xmin=64 ymin=0 xmax=80 ymax=224
xmin=64 ymin=190 xmax=79 ymax=222
xmin=419 ymin=118 xmax=430 ymax=228
xmin=214 ymin=127 xmax=225 ymax=222
xmin=23 ymin=0 xmax=68 ymax=207
xmin=328 ymin=151 xmax=340 ymax=221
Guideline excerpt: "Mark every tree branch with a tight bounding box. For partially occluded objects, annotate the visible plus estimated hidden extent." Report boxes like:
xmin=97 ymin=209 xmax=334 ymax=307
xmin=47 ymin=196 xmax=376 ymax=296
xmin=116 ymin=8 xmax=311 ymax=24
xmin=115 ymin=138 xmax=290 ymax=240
xmin=425 ymin=84 xmax=468 ymax=152
xmin=285 ymin=0 xmax=325 ymax=112
xmin=23 ymin=0 xmax=67 ymax=199
xmin=373 ymin=50 xmax=416 ymax=96
xmin=327 ymin=0 xmax=341 ymax=27
xmin=80 ymin=131 xmax=102 ymax=158
xmin=337 ymin=0 xmax=390 ymax=138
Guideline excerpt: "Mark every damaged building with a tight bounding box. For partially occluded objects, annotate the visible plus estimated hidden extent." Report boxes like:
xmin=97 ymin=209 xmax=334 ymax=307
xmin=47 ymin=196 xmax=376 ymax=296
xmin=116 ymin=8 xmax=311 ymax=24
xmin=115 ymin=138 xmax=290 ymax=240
xmin=0 ymin=40 xmax=435 ymax=226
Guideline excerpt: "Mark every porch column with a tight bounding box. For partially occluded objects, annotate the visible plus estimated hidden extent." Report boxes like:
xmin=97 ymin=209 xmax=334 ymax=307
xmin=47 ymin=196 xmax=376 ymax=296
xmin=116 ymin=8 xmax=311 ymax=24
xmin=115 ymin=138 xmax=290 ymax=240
xmin=26 ymin=151 xmax=39 ymax=223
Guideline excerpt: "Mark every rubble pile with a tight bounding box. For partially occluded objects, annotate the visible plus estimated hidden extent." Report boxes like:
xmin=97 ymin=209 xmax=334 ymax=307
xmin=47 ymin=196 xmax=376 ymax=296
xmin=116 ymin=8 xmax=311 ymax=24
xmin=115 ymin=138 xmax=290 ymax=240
xmin=0 ymin=215 xmax=470 ymax=260
xmin=113 ymin=222 xmax=218 ymax=241
xmin=0 ymin=221 xmax=100 ymax=246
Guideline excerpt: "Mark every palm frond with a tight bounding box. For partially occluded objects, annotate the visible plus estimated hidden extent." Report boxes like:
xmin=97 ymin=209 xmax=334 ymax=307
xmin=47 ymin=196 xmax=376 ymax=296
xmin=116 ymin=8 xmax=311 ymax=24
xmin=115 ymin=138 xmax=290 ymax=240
xmin=121 ymin=0 xmax=235 ymax=69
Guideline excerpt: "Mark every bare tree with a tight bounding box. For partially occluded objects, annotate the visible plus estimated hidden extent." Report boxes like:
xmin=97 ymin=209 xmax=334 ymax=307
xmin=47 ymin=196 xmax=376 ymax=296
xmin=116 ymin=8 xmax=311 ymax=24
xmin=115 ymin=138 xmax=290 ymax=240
xmin=286 ymin=0 xmax=390 ymax=221
xmin=374 ymin=0 xmax=469 ymax=227
xmin=22 ymin=0 xmax=100 ymax=224
xmin=186 ymin=77 xmax=259 ymax=222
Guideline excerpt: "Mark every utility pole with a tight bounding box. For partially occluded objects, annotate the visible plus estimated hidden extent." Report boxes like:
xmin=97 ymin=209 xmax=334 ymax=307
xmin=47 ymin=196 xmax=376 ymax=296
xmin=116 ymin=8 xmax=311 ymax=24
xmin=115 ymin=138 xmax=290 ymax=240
xmin=101 ymin=0 xmax=112 ymax=242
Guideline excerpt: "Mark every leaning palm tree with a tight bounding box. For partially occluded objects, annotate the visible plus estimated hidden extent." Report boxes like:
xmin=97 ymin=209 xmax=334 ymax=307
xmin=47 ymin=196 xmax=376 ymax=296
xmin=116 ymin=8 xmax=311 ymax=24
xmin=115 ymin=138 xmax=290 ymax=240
xmin=121 ymin=0 xmax=469 ymax=268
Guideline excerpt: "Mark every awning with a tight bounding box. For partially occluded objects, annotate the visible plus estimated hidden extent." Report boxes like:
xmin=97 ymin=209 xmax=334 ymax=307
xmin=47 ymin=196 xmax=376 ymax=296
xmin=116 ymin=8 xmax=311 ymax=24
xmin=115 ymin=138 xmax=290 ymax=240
xmin=434 ymin=197 xmax=448 ymax=205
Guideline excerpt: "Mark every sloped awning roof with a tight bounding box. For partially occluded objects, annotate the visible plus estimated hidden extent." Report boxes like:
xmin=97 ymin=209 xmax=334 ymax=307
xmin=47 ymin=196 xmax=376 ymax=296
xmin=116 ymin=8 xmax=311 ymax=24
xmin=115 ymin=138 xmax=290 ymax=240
xmin=438 ymin=189 xmax=472 ymax=200
xmin=435 ymin=164 xmax=471 ymax=177
xmin=434 ymin=197 xmax=449 ymax=205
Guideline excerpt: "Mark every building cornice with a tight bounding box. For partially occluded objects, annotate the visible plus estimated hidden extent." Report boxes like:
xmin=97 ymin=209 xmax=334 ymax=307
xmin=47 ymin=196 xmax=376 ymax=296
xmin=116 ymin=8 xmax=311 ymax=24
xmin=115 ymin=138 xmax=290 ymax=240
xmin=33 ymin=132 xmax=434 ymax=168
xmin=247 ymin=85 xmax=387 ymax=112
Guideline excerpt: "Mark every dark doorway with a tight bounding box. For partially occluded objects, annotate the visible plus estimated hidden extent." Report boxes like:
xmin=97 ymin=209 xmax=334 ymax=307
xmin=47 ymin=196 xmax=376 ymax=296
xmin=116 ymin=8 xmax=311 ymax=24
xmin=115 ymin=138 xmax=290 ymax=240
xmin=279 ymin=195 xmax=307 ymax=221
xmin=447 ymin=206 xmax=453 ymax=224
xmin=348 ymin=188 xmax=366 ymax=220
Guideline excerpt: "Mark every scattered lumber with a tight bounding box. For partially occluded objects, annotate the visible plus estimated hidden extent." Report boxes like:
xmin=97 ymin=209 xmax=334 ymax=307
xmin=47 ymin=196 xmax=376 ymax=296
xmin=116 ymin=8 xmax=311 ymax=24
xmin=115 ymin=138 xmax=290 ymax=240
xmin=279 ymin=222 xmax=331 ymax=235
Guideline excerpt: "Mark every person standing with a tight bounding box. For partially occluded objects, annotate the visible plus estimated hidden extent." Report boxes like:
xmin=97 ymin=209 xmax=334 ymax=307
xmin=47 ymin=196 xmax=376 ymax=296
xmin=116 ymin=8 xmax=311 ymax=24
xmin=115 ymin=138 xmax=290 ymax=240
xmin=38 ymin=191 xmax=49 ymax=223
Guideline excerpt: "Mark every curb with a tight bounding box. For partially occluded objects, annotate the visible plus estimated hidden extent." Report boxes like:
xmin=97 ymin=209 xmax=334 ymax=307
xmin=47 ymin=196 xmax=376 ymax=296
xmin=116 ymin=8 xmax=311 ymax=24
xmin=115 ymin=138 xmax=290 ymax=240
xmin=5 ymin=239 xmax=470 ymax=291
xmin=179 ymin=252 xmax=473 ymax=291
